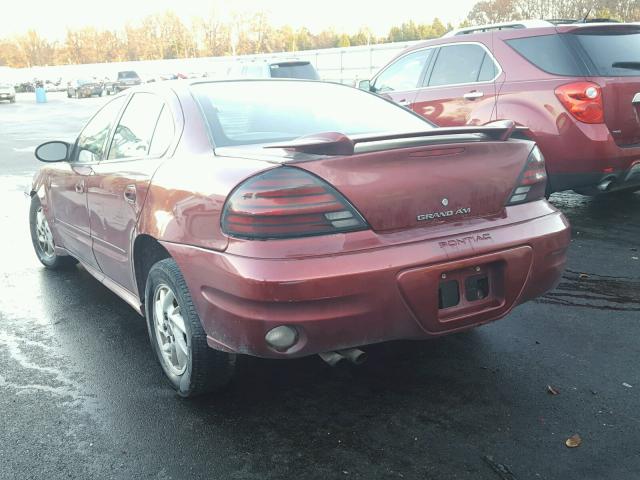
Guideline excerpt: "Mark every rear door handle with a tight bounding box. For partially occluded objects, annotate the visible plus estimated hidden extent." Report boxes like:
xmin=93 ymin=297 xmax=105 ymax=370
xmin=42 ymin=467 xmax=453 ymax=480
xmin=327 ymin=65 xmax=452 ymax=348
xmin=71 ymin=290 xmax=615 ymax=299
xmin=124 ymin=185 xmax=137 ymax=204
xmin=397 ymin=99 xmax=410 ymax=106
xmin=463 ymin=91 xmax=484 ymax=100
xmin=74 ymin=180 xmax=84 ymax=194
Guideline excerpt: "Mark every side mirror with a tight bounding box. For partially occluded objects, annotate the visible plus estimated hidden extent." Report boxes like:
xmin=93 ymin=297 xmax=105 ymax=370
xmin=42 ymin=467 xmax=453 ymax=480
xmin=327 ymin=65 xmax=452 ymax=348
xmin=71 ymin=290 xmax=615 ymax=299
xmin=35 ymin=141 xmax=70 ymax=162
xmin=358 ymin=79 xmax=371 ymax=91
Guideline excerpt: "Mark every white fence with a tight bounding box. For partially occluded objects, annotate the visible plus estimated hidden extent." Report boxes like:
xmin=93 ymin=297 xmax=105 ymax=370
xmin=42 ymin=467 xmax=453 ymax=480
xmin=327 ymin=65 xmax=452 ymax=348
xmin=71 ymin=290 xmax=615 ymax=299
xmin=4 ymin=40 xmax=420 ymax=86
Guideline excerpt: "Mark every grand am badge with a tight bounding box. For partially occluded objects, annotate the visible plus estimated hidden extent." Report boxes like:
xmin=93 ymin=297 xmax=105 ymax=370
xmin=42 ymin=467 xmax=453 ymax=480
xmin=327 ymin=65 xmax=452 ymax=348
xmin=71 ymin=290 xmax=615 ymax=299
xmin=417 ymin=206 xmax=471 ymax=222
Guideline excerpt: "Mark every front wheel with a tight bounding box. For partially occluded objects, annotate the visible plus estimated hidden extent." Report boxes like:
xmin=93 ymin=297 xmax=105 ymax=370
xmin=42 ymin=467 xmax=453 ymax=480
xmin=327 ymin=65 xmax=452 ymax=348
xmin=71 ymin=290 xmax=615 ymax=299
xmin=145 ymin=258 xmax=236 ymax=397
xmin=29 ymin=196 xmax=77 ymax=269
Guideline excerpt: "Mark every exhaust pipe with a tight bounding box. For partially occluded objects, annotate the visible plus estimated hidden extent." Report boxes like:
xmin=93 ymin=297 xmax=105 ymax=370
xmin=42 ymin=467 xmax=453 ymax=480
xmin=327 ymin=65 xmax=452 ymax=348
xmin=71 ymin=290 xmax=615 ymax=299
xmin=318 ymin=348 xmax=367 ymax=366
xmin=318 ymin=351 xmax=346 ymax=367
xmin=598 ymin=177 xmax=615 ymax=192
xmin=338 ymin=348 xmax=367 ymax=365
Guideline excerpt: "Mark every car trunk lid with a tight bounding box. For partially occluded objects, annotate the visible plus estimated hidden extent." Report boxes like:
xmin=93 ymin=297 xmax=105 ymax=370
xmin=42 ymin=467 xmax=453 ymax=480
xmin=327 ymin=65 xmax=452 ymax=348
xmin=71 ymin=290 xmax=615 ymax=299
xmin=275 ymin=127 xmax=532 ymax=232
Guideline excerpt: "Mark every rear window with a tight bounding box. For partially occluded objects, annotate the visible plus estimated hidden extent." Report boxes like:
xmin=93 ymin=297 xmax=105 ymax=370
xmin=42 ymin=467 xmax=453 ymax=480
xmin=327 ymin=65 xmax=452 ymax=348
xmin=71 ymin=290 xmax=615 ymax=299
xmin=192 ymin=81 xmax=431 ymax=147
xmin=506 ymin=35 xmax=586 ymax=76
xmin=118 ymin=71 xmax=139 ymax=80
xmin=573 ymin=30 xmax=640 ymax=77
xmin=269 ymin=63 xmax=319 ymax=80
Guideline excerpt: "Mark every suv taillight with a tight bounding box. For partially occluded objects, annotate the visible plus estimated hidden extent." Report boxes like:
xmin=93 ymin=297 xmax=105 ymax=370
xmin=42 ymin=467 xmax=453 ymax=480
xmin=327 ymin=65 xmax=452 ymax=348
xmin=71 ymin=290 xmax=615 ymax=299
xmin=221 ymin=167 xmax=369 ymax=239
xmin=555 ymin=82 xmax=604 ymax=124
xmin=506 ymin=145 xmax=547 ymax=205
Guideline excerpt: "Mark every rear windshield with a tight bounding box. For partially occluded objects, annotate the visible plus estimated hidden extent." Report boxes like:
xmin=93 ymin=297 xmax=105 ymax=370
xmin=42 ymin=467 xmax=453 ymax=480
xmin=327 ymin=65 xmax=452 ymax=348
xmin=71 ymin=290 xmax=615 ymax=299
xmin=573 ymin=30 xmax=640 ymax=76
xmin=118 ymin=71 xmax=139 ymax=79
xmin=269 ymin=63 xmax=319 ymax=80
xmin=192 ymin=81 xmax=431 ymax=147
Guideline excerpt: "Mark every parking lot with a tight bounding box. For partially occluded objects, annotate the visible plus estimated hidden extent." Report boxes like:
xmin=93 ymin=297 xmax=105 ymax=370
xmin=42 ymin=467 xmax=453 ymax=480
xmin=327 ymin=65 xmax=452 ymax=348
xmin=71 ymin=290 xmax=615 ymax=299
xmin=1 ymin=91 xmax=639 ymax=479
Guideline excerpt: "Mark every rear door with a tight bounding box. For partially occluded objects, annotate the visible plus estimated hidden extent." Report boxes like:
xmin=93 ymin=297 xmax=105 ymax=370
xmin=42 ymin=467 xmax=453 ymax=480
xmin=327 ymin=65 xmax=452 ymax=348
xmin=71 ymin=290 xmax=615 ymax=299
xmin=411 ymin=42 xmax=499 ymax=126
xmin=87 ymin=92 xmax=176 ymax=292
xmin=569 ymin=25 xmax=640 ymax=146
xmin=370 ymin=48 xmax=434 ymax=110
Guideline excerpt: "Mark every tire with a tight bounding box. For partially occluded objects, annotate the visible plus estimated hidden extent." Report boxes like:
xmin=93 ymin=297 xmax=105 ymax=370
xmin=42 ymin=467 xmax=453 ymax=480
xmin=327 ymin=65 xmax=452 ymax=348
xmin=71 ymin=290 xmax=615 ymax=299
xmin=145 ymin=258 xmax=236 ymax=397
xmin=67 ymin=91 xmax=71 ymax=98
xmin=29 ymin=196 xmax=77 ymax=270
xmin=75 ymin=90 xmax=81 ymax=99
xmin=9 ymin=97 xmax=15 ymax=103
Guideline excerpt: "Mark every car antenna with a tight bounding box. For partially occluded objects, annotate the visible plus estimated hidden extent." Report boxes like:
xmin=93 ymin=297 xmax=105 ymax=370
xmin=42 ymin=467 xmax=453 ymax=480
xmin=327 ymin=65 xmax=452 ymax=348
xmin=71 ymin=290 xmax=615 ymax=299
xmin=581 ymin=5 xmax=593 ymax=22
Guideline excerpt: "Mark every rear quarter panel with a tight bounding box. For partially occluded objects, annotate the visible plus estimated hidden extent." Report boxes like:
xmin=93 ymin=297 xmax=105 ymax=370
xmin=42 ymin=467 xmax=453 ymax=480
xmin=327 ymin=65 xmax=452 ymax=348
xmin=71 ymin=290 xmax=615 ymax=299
xmin=136 ymin=88 xmax=275 ymax=251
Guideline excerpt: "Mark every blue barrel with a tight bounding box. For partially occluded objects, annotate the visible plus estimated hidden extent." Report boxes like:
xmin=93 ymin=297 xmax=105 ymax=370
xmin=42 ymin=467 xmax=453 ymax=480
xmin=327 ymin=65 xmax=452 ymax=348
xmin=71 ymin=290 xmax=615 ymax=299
xmin=35 ymin=87 xmax=47 ymax=103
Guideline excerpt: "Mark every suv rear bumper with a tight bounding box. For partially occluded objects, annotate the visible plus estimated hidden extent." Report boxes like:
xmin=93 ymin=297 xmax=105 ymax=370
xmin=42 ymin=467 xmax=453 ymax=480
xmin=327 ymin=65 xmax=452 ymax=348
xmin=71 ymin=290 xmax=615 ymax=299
xmin=161 ymin=206 xmax=570 ymax=359
xmin=533 ymin=121 xmax=640 ymax=193
xmin=551 ymin=161 xmax=640 ymax=194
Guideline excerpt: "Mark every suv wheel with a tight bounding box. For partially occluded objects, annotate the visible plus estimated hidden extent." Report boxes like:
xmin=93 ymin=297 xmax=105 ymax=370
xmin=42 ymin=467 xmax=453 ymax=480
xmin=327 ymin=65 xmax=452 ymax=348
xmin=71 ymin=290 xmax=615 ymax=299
xmin=145 ymin=258 xmax=236 ymax=397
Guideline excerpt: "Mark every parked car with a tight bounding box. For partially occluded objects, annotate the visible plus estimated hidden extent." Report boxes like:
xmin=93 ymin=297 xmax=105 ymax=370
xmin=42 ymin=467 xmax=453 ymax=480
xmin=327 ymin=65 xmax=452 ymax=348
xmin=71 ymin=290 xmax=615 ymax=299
xmin=67 ymin=79 xmax=103 ymax=98
xmin=101 ymin=77 xmax=118 ymax=95
xmin=360 ymin=20 xmax=640 ymax=195
xmin=29 ymin=80 xmax=569 ymax=396
xmin=0 ymin=83 xmax=16 ymax=103
xmin=227 ymin=59 xmax=320 ymax=80
xmin=116 ymin=70 xmax=142 ymax=91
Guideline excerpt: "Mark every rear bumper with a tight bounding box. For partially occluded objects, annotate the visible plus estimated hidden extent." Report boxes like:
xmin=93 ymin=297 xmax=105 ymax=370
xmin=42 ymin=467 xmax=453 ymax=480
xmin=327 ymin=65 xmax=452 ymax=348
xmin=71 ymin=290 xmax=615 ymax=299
xmin=551 ymin=161 xmax=640 ymax=193
xmin=534 ymin=122 xmax=640 ymax=192
xmin=162 ymin=207 xmax=570 ymax=359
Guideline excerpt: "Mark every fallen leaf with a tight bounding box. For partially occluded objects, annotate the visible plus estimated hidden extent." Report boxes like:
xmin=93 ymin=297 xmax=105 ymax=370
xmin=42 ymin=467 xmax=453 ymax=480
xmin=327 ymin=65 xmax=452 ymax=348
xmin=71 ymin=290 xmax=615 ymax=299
xmin=565 ymin=434 xmax=582 ymax=448
xmin=547 ymin=385 xmax=560 ymax=395
xmin=623 ymin=382 xmax=633 ymax=388
xmin=579 ymin=273 xmax=589 ymax=279
xmin=632 ymin=257 xmax=639 ymax=261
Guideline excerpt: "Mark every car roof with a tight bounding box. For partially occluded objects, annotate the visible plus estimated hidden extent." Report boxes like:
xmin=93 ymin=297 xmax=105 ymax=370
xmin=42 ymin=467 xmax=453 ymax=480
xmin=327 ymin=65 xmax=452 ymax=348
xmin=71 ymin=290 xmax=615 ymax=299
xmin=444 ymin=19 xmax=636 ymax=38
xmin=393 ymin=20 xmax=638 ymax=59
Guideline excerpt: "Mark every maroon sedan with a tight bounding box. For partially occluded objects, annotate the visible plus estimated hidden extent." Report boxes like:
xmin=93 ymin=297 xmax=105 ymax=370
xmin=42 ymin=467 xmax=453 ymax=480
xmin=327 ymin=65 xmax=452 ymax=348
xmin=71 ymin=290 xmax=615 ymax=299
xmin=29 ymin=80 xmax=570 ymax=397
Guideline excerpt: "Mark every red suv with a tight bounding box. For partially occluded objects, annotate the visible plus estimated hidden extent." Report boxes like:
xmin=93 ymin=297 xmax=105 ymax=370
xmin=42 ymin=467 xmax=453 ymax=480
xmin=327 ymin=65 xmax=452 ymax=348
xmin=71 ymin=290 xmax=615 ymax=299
xmin=361 ymin=20 xmax=640 ymax=195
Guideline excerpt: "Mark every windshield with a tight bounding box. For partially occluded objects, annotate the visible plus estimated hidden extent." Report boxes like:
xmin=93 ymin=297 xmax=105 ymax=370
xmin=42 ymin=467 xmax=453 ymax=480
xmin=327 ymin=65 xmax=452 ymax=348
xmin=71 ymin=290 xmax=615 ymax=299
xmin=192 ymin=80 xmax=432 ymax=147
xmin=573 ymin=29 xmax=640 ymax=76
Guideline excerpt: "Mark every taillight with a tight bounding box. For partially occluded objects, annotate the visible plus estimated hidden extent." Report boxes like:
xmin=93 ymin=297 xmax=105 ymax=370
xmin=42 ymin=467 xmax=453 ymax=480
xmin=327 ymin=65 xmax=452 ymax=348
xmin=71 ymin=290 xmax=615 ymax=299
xmin=555 ymin=82 xmax=604 ymax=124
xmin=221 ymin=167 xmax=369 ymax=239
xmin=506 ymin=145 xmax=547 ymax=205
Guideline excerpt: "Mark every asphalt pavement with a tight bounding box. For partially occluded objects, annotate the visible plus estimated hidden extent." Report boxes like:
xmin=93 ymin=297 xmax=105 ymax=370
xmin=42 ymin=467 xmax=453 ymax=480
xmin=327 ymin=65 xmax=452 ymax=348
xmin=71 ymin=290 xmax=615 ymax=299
xmin=0 ymin=92 xmax=639 ymax=480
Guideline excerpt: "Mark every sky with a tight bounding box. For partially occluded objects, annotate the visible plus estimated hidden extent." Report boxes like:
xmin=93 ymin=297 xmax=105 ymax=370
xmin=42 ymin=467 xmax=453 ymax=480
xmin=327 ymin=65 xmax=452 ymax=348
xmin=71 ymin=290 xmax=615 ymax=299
xmin=3 ymin=0 xmax=480 ymax=39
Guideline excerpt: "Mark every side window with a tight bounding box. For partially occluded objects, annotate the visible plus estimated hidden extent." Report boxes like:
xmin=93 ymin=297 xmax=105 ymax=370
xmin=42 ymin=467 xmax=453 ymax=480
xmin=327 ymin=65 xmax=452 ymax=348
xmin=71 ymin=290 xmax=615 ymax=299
xmin=149 ymin=106 xmax=175 ymax=157
xmin=75 ymin=96 xmax=125 ymax=163
xmin=373 ymin=49 xmax=432 ymax=93
xmin=506 ymin=35 xmax=586 ymax=76
xmin=478 ymin=53 xmax=499 ymax=81
xmin=428 ymin=44 xmax=489 ymax=87
xmin=108 ymin=93 xmax=164 ymax=159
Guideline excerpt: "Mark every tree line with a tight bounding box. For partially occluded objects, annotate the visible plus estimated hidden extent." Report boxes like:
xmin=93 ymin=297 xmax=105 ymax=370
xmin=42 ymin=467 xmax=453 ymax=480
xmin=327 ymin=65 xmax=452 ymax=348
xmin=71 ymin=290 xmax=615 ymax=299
xmin=467 ymin=0 xmax=639 ymax=25
xmin=1 ymin=0 xmax=638 ymax=68
xmin=0 ymin=14 xmax=453 ymax=68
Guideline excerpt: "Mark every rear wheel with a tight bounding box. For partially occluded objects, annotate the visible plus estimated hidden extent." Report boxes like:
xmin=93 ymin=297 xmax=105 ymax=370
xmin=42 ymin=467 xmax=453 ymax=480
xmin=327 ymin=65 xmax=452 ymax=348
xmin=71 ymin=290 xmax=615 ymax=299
xmin=145 ymin=258 xmax=236 ymax=397
xmin=29 ymin=196 xmax=77 ymax=269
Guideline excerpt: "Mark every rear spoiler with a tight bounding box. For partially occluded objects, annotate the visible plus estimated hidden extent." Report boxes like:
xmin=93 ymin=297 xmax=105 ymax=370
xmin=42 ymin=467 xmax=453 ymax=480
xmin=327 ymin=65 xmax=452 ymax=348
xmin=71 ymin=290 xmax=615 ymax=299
xmin=265 ymin=120 xmax=528 ymax=156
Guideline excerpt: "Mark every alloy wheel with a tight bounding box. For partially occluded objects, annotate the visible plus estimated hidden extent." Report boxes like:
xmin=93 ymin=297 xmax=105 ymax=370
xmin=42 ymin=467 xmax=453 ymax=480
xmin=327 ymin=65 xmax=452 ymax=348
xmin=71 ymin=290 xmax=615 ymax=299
xmin=153 ymin=284 xmax=189 ymax=376
xmin=35 ymin=206 xmax=55 ymax=260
